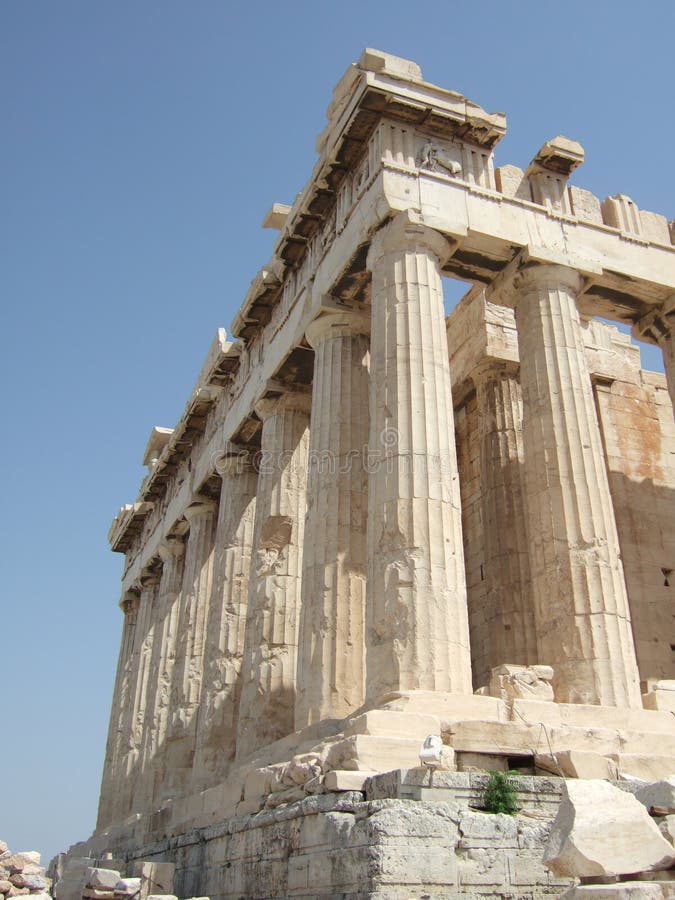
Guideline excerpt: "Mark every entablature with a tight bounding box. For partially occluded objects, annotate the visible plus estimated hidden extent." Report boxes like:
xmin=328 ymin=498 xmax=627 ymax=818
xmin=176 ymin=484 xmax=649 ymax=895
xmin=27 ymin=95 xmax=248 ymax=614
xmin=109 ymin=501 xmax=154 ymax=554
xmin=110 ymin=329 xmax=238 ymax=555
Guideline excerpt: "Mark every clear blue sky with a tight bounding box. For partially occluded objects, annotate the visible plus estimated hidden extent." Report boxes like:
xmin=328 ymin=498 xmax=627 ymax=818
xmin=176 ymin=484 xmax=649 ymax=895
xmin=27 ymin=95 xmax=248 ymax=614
xmin=1 ymin=0 xmax=672 ymax=865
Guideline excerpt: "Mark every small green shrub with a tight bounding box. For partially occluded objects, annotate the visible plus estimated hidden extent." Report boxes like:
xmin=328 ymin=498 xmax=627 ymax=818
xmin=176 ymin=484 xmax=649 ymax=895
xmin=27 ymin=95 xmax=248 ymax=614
xmin=483 ymin=770 xmax=519 ymax=815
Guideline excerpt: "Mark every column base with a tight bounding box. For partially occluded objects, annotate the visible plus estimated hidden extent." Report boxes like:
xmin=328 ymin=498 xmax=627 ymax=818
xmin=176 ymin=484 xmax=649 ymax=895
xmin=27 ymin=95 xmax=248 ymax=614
xmin=91 ymin=689 xmax=675 ymax=849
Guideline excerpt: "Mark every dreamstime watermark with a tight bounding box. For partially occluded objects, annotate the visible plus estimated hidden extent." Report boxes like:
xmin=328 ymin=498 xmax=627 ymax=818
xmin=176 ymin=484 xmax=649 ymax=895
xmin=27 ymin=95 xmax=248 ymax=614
xmin=211 ymin=425 xmax=456 ymax=479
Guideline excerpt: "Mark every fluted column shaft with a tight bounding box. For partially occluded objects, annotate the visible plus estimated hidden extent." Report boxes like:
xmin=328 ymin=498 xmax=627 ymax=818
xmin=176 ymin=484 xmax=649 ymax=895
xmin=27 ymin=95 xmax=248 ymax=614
xmin=295 ymin=313 xmax=370 ymax=728
xmin=365 ymin=212 xmax=472 ymax=702
xmin=192 ymin=451 xmax=258 ymax=788
xmin=475 ymin=363 xmax=538 ymax=676
xmin=119 ymin=570 xmax=161 ymax=817
xmin=165 ymin=500 xmax=217 ymax=793
xmin=138 ymin=536 xmax=185 ymax=810
xmin=512 ymin=264 xmax=641 ymax=706
xmin=634 ymin=294 xmax=675 ymax=411
xmin=236 ymin=393 xmax=310 ymax=761
xmin=96 ymin=588 xmax=139 ymax=829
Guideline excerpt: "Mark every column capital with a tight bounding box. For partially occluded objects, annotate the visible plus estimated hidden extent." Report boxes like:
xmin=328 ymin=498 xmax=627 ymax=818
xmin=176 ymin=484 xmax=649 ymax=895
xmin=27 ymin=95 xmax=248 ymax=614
xmin=632 ymin=294 xmax=675 ymax=347
xmin=140 ymin=566 xmax=162 ymax=589
xmin=120 ymin=588 xmax=140 ymax=615
xmin=486 ymin=245 xmax=599 ymax=309
xmin=215 ymin=446 xmax=255 ymax=476
xmin=470 ymin=358 xmax=521 ymax=387
xmin=305 ymin=311 xmax=370 ymax=348
xmin=183 ymin=499 xmax=218 ymax=523
xmin=254 ymin=391 xmax=312 ymax=422
xmin=158 ymin=535 xmax=185 ymax=563
xmin=488 ymin=259 xmax=584 ymax=308
xmin=366 ymin=210 xmax=456 ymax=271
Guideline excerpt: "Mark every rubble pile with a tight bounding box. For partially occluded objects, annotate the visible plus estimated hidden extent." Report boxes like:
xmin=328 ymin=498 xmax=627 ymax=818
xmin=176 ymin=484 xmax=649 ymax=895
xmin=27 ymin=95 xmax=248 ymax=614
xmin=53 ymin=861 xmax=173 ymax=900
xmin=50 ymin=859 xmax=207 ymax=900
xmin=0 ymin=843 xmax=51 ymax=900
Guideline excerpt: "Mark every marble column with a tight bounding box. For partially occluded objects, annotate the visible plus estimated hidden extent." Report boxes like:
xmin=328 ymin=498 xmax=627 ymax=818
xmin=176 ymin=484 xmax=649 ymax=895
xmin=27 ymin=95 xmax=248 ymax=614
xmin=509 ymin=263 xmax=642 ymax=707
xmin=634 ymin=294 xmax=675 ymax=410
xmin=192 ymin=450 xmax=258 ymax=789
xmin=236 ymin=393 xmax=310 ymax=761
xmin=138 ymin=535 xmax=185 ymax=810
xmin=295 ymin=312 xmax=370 ymax=729
xmin=120 ymin=569 xmax=161 ymax=817
xmin=96 ymin=587 xmax=139 ymax=829
xmin=474 ymin=361 xmax=538 ymax=673
xmin=365 ymin=212 xmax=473 ymax=703
xmin=165 ymin=499 xmax=217 ymax=793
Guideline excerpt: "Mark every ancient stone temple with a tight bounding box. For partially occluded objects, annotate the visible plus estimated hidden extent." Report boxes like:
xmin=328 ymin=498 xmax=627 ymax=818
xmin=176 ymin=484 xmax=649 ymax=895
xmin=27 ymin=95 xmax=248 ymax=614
xmin=74 ymin=50 xmax=675 ymax=897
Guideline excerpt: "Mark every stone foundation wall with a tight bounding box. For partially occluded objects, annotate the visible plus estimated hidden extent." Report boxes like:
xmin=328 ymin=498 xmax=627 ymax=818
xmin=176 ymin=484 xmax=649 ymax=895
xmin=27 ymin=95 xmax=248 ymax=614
xmin=107 ymin=791 xmax=572 ymax=899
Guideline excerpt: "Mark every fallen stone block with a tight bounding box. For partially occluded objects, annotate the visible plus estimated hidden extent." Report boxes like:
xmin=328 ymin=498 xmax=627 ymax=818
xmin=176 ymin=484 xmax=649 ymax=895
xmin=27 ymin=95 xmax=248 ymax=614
xmin=635 ymin=778 xmax=675 ymax=815
xmin=323 ymin=770 xmax=368 ymax=792
xmin=544 ymin=779 xmax=675 ymax=877
xmin=17 ymin=857 xmax=39 ymax=871
xmin=84 ymin=890 xmax=121 ymax=900
xmin=535 ymin=750 xmax=618 ymax=780
xmin=145 ymin=894 xmax=178 ymax=900
xmin=22 ymin=874 xmax=48 ymax=892
xmin=487 ymin=664 xmax=555 ymax=701
xmin=6 ymin=856 xmax=40 ymax=874
xmin=9 ymin=877 xmax=26 ymax=889
xmin=18 ymin=868 xmax=44 ymax=879
xmin=0 ymin=881 xmax=12 ymax=894
xmin=3 ymin=860 xmax=25 ymax=877
xmin=86 ymin=868 xmax=122 ymax=891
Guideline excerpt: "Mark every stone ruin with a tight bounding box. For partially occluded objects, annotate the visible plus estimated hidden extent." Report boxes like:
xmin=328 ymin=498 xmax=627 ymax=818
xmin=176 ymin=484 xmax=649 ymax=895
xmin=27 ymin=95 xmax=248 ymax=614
xmin=49 ymin=858 xmax=179 ymax=900
xmin=1 ymin=843 xmax=51 ymax=900
xmin=55 ymin=49 xmax=675 ymax=897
